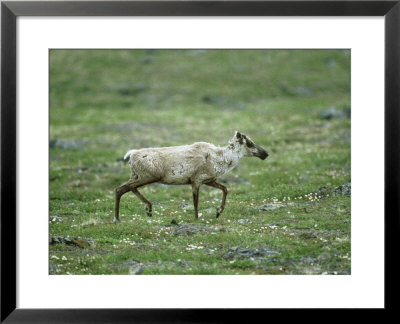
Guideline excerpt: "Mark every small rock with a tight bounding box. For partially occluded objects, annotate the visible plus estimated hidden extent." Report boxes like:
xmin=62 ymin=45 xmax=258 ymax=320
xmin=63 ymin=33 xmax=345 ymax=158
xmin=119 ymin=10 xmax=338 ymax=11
xmin=171 ymin=224 xmax=228 ymax=236
xmin=300 ymin=256 xmax=317 ymax=263
xmin=177 ymin=260 xmax=192 ymax=268
xmin=317 ymin=252 xmax=331 ymax=261
xmin=180 ymin=202 xmax=194 ymax=211
xmin=327 ymin=59 xmax=336 ymax=68
xmin=320 ymin=106 xmax=349 ymax=120
xmin=205 ymin=208 xmax=214 ymax=215
xmin=49 ymin=236 xmax=94 ymax=248
xmin=317 ymin=182 xmax=351 ymax=198
xmin=203 ymin=248 xmax=215 ymax=254
xmin=49 ymin=263 xmax=59 ymax=274
xmin=171 ymin=224 xmax=208 ymax=236
xmin=50 ymin=216 xmax=64 ymax=222
xmin=226 ymin=247 xmax=279 ymax=259
xmin=256 ymin=204 xmax=284 ymax=212
xmin=129 ymin=264 xmax=144 ymax=275
xmin=299 ymin=231 xmax=318 ymax=239
xmin=237 ymin=219 xmax=252 ymax=224
xmin=294 ymin=86 xmax=313 ymax=97
xmin=70 ymin=238 xmax=92 ymax=249
xmin=331 ymin=183 xmax=351 ymax=196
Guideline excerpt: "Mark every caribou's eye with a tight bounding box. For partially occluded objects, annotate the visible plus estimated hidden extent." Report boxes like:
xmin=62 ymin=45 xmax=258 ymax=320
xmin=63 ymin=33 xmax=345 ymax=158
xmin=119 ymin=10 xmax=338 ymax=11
xmin=246 ymin=140 xmax=255 ymax=148
xmin=243 ymin=136 xmax=255 ymax=148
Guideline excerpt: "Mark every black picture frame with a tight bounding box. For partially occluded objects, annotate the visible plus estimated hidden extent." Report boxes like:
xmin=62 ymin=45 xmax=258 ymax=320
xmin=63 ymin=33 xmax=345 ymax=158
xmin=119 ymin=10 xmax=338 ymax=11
xmin=1 ymin=1 xmax=399 ymax=322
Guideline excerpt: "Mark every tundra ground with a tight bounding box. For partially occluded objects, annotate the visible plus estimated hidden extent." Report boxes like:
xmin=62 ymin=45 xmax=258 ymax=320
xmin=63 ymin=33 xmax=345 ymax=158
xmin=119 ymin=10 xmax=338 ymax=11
xmin=49 ymin=49 xmax=351 ymax=275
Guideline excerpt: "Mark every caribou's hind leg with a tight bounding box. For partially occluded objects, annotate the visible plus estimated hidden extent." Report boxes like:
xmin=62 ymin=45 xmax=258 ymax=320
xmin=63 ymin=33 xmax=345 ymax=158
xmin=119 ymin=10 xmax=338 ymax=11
xmin=205 ymin=180 xmax=228 ymax=218
xmin=131 ymin=187 xmax=153 ymax=217
xmin=114 ymin=179 xmax=157 ymax=222
xmin=114 ymin=180 xmax=135 ymax=223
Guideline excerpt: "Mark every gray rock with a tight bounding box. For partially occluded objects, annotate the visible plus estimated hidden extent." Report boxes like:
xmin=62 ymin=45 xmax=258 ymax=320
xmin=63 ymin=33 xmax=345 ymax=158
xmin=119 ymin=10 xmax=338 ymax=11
xmin=49 ymin=263 xmax=60 ymax=274
xmin=203 ymin=248 xmax=215 ymax=254
xmin=256 ymin=204 xmax=284 ymax=211
xmin=171 ymin=224 xmax=208 ymax=236
xmin=50 ymin=216 xmax=64 ymax=222
xmin=205 ymin=208 xmax=215 ymax=215
xmin=317 ymin=252 xmax=331 ymax=261
xmin=294 ymin=86 xmax=313 ymax=97
xmin=226 ymin=247 xmax=279 ymax=259
xmin=49 ymin=236 xmax=94 ymax=248
xmin=317 ymin=182 xmax=351 ymax=197
xmin=237 ymin=219 xmax=252 ymax=224
xmin=320 ymin=106 xmax=350 ymax=120
xmin=327 ymin=59 xmax=336 ymax=68
xmin=129 ymin=263 xmax=144 ymax=275
xmin=331 ymin=183 xmax=351 ymax=196
xmin=320 ymin=106 xmax=341 ymax=119
xmin=177 ymin=260 xmax=192 ymax=268
xmin=171 ymin=224 xmax=228 ymax=236
xmin=180 ymin=202 xmax=194 ymax=211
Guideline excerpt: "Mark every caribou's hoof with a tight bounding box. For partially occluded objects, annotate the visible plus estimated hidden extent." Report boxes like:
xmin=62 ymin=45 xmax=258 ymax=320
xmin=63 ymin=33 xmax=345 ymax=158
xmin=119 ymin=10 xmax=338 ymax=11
xmin=145 ymin=206 xmax=152 ymax=217
xmin=216 ymin=207 xmax=221 ymax=218
xmin=113 ymin=217 xmax=120 ymax=224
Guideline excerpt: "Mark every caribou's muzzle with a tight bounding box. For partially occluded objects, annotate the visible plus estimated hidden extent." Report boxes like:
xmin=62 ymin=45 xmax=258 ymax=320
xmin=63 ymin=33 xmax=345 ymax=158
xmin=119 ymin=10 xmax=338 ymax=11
xmin=255 ymin=146 xmax=269 ymax=160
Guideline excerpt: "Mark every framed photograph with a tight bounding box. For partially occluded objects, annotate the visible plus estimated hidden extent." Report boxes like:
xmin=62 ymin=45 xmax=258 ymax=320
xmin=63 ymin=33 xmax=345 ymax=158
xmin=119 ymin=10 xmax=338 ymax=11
xmin=1 ymin=0 xmax=398 ymax=321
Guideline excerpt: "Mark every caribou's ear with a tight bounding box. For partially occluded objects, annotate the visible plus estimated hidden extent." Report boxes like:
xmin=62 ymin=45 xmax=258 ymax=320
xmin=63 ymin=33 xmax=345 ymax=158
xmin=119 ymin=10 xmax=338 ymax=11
xmin=235 ymin=131 xmax=242 ymax=139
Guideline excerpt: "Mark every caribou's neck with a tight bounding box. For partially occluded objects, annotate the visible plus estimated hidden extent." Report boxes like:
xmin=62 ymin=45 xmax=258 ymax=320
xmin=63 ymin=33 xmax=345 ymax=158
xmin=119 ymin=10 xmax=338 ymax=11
xmin=215 ymin=145 xmax=244 ymax=176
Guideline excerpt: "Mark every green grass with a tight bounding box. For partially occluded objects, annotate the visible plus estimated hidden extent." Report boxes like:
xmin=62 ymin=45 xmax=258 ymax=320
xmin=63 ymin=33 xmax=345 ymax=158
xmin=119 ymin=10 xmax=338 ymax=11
xmin=49 ymin=49 xmax=351 ymax=275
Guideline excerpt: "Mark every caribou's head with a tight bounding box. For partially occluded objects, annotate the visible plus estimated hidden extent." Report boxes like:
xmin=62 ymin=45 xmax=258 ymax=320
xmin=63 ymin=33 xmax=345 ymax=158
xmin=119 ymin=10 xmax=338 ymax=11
xmin=229 ymin=131 xmax=269 ymax=160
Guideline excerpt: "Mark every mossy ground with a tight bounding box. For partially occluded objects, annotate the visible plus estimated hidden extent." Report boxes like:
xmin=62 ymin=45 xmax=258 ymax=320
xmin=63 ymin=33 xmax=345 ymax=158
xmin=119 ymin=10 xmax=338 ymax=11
xmin=49 ymin=49 xmax=350 ymax=275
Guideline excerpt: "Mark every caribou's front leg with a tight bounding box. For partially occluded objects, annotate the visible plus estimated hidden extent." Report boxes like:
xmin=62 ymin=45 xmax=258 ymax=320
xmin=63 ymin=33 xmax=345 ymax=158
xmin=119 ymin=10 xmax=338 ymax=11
xmin=191 ymin=183 xmax=200 ymax=220
xmin=205 ymin=180 xmax=228 ymax=218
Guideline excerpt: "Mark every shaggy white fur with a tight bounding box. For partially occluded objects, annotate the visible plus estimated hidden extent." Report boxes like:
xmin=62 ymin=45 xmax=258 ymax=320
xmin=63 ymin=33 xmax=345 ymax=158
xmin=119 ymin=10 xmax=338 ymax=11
xmin=114 ymin=131 xmax=268 ymax=222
